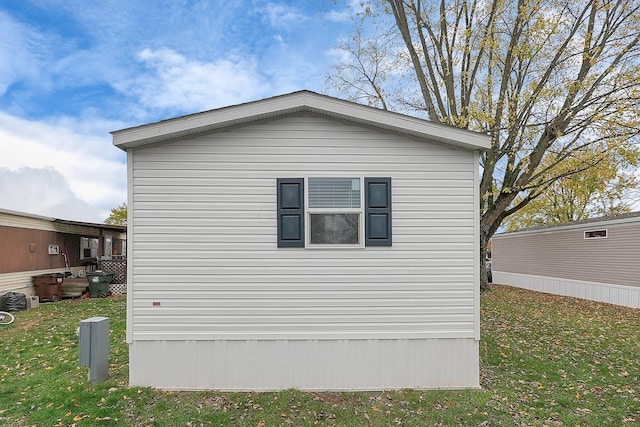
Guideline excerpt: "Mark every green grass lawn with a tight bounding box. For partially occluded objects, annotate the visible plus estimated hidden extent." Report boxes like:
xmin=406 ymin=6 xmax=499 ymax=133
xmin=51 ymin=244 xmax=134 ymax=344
xmin=1 ymin=285 xmax=639 ymax=426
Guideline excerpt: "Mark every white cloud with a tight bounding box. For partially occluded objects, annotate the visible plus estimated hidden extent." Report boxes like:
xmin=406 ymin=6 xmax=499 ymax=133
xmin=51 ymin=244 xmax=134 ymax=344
xmin=0 ymin=167 xmax=104 ymax=222
xmin=324 ymin=10 xmax=351 ymax=23
xmin=52 ymin=48 xmax=123 ymax=88
xmin=0 ymin=11 xmax=49 ymax=96
xmin=119 ymin=48 xmax=270 ymax=114
xmin=260 ymin=3 xmax=310 ymax=28
xmin=0 ymin=112 xmax=126 ymax=223
xmin=0 ymin=9 xmax=125 ymax=115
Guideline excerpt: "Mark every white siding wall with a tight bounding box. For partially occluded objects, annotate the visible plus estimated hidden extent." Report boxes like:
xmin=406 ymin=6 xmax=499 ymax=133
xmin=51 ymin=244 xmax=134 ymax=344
xmin=128 ymin=113 xmax=479 ymax=389
xmin=0 ymin=213 xmax=56 ymax=231
xmin=494 ymin=272 xmax=640 ymax=309
xmin=0 ymin=269 xmax=74 ymax=296
xmin=130 ymin=338 xmax=479 ymax=391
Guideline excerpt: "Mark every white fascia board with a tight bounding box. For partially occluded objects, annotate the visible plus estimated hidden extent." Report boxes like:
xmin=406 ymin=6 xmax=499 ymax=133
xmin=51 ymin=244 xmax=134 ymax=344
xmin=111 ymin=93 xmax=308 ymax=149
xmin=0 ymin=208 xmax=55 ymax=222
xmin=494 ymin=212 xmax=640 ymax=238
xmin=112 ymin=91 xmax=491 ymax=151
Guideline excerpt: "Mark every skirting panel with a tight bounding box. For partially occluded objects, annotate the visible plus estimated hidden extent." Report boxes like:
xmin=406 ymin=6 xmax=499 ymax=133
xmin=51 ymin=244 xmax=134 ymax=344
xmin=129 ymin=338 xmax=479 ymax=391
xmin=494 ymin=271 xmax=640 ymax=309
xmin=108 ymin=283 xmax=127 ymax=296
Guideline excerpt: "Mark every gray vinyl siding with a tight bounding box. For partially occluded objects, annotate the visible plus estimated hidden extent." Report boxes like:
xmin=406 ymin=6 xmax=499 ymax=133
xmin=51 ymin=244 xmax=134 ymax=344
xmin=129 ymin=113 xmax=477 ymax=341
xmin=129 ymin=338 xmax=479 ymax=391
xmin=492 ymin=219 xmax=640 ymax=288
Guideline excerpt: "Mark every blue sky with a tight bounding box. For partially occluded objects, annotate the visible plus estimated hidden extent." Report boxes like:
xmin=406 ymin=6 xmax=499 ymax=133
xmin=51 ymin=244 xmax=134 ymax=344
xmin=0 ymin=0 xmax=356 ymax=222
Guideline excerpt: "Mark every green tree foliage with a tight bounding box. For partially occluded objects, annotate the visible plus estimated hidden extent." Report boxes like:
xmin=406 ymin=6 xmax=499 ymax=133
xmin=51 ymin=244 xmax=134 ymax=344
xmin=504 ymin=148 xmax=639 ymax=230
xmin=104 ymin=203 xmax=127 ymax=226
xmin=327 ymin=0 xmax=640 ymax=286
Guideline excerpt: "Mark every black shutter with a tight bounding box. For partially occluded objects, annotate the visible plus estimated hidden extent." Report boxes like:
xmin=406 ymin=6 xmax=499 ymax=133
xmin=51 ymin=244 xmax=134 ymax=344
xmin=277 ymin=178 xmax=304 ymax=248
xmin=365 ymin=177 xmax=392 ymax=246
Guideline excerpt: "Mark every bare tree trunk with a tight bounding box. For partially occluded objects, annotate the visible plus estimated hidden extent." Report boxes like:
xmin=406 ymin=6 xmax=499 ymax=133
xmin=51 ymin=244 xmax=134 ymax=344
xmin=479 ymin=228 xmax=490 ymax=291
xmin=480 ymin=210 xmax=508 ymax=291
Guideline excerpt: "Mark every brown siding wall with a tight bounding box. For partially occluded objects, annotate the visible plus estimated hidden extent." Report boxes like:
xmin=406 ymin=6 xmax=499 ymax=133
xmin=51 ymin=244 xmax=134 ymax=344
xmin=0 ymin=224 xmax=124 ymax=274
xmin=492 ymin=220 xmax=640 ymax=288
xmin=0 ymin=226 xmax=65 ymax=273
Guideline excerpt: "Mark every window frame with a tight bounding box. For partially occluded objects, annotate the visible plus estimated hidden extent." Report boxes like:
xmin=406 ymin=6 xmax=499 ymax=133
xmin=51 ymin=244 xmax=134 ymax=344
xmin=584 ymin=229 xmax=607 ymax=239
xmin=305 ymin=176 xmax=365 ymax=249
xmin=80 ymin=236 xmax=99 ymax=259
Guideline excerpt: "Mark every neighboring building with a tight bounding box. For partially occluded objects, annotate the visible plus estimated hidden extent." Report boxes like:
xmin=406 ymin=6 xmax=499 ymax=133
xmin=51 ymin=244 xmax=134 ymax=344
xmin=112 ymin=90 xmax=490 ymax=391
xmin=492 ymin=212 xmax=640 ymax=308
xmin=0 ymin=208 xmax=127 ymax=296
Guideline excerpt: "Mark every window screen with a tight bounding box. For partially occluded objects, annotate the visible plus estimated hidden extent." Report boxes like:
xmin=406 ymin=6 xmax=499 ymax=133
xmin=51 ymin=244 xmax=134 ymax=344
xmin=308 ymin=178 xmax=361 ymax=208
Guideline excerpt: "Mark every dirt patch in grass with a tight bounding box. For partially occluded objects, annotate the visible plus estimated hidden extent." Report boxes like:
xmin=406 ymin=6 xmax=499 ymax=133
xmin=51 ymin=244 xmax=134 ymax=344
xmin=308 ymin=391 xmax=359 ymax=405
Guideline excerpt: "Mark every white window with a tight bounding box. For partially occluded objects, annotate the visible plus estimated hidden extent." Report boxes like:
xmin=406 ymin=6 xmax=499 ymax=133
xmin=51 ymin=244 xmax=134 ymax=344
xmin=307 ymin=177 xmax=363 ymax=246
xmin=276 ymin=176 xmax=391 ymax=248
xmin=103 ymin=235 xmax=113 ymax=259
xmin=81 ymin=237 xmax=99 ymax=259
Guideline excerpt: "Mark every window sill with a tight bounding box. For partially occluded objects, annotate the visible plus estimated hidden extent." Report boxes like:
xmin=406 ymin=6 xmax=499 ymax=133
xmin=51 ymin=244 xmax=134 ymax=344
xmin=305 ymin=244 xmax=365 ymax=250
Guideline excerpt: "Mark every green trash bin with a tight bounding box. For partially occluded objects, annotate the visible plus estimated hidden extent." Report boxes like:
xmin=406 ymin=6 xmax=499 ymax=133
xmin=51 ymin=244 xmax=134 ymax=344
xmin=86 ymin=271 xmax=114 ymax=298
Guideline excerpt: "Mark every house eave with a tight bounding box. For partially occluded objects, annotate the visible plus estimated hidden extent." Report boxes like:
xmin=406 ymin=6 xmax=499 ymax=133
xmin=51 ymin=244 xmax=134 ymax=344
xmin=111 ymin=91 xmax=491 ymax=151
xmin=494 ymin=211 xmax=640 ymax=238
xmin=0 ymin=208 xmax=126 ymax=233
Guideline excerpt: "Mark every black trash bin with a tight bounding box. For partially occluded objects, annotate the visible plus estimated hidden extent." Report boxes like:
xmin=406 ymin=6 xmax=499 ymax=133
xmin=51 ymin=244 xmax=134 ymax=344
xmin=86 ymin=271 xmax=114 ymax=298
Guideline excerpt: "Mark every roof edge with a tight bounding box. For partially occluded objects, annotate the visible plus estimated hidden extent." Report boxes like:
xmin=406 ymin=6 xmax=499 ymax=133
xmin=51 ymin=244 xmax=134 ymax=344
xmin=0 ymin=208 xmax=126 ymax=231
xmin=112 ymin=90 xmax=491 ymax=151
xmin=494 ymin=211 xmax=640 ymax=238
